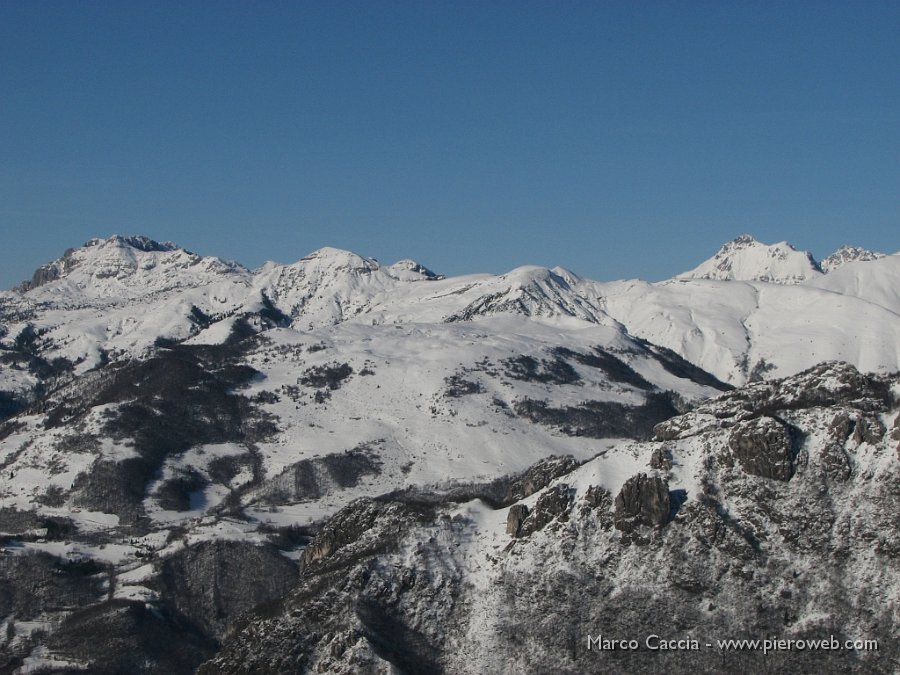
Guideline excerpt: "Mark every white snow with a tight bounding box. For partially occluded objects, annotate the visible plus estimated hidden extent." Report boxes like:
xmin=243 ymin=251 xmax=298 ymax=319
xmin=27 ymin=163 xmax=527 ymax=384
xmin=677 ymin=234 xmax=822 ymax=284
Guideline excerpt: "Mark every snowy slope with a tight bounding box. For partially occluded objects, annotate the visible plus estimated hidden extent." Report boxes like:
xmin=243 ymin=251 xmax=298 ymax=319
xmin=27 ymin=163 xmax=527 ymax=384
xmin=600 ymin=276 xmax=900 ymax=385
xmin=803 ymin=253 xmax=900 ymax=315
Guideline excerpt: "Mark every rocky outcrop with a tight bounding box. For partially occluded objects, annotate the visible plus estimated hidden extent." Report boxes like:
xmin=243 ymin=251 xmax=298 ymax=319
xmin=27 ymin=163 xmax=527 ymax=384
xmin=649 ymin=446 xmax=674 ymax=470
xmin=301 ymin=498 xmax=433 ymax=570
xmin=505 ymin=455 xmax=579 ymax=502
xmin=820 ymin=244 xmax=885 ymax=272
xmin=155 ymin=540 xmax=297 ymax=640
xmin=613 ymin=473 xmax=670 ymax=533
xmin=506 ymin=504 xmax=528 ymax=536
xmin=852 ymin=414 xmax=886 ymax=445
xmin=727 ymin=416 xmax=796 ymax=481
xmin=581 ymin=484 xmax=612 ymax=510
xmin=519 ymin=483 xmax=573 ymax=537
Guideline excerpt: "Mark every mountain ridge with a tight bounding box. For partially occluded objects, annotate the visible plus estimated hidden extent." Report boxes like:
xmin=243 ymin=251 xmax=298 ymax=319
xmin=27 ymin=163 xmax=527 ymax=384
xmin=11 ymin=233 xmax=890 ymax=296
xmin=3 ymin=234 xmax=899 ymax=390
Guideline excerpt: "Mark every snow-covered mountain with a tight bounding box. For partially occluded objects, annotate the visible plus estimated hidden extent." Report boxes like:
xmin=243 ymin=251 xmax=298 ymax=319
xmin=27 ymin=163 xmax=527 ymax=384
xmin=4 ymin=234 xmax=899 ymax=389
xmin=19 ymin=235 xmax=249 ymax=299
xmin=677 ymin=234 xmax=823 ymax=284
xmin=820 ymin=244 xmax=886 ymax=273
xmin=0 ymin=234 xmax=897 ymax=673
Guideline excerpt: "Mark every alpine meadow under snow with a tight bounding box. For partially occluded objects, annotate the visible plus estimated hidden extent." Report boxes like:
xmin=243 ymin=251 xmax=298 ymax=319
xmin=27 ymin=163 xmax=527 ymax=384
xmin=0 ymin=234 xmax=898 ymax=674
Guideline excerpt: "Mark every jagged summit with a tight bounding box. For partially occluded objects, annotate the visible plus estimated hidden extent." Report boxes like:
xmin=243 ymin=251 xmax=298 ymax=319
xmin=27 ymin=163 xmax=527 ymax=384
xmin=86 ymin=234 xmax=180 ymax=253
xmin=820 ymin=244 xmax=886 ymax=272
xmin=679 ymin=234 xmax=822 ymax=284
xmin=18 ymin=234 xmax=247 ymax=295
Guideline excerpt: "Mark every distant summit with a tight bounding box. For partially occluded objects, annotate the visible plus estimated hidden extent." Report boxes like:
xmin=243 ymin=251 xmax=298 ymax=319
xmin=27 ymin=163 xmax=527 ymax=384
xmin=386 ymin=259 xmax=442 ymax=282
xmin=820 ymin=245 xmax=886 ymax=273
xmin=18 ymin=234 xmax=246 ymax=295
xmin=678 ymin=235 xmax=822 ymax=284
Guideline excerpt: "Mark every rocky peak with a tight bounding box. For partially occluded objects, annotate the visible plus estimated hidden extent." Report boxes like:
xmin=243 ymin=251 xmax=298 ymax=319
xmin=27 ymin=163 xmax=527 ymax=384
xmin=91 ymin=234 xmax=180 ymax=253
xmin=679 ymin=234 xmax=823 ymax=284
xmin=727 ymin=416 xmax=796 ymax=481
xmin=18 ymin=235 xmax=246 ymax=294
xmin=613 ymin=472 xmax=670 ymax=533
xmin=820 ymin=245 xmax=886 ymax=273
xmin=385 ymin=259 xmax=442 ymax=281
xmin=443 ymin=265 xmax=609 ymax=324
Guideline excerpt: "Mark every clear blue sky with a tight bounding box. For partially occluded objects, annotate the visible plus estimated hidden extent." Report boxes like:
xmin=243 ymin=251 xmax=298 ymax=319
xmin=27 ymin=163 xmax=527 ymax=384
xmin=1 ymin=1 xmax=897 ymax=289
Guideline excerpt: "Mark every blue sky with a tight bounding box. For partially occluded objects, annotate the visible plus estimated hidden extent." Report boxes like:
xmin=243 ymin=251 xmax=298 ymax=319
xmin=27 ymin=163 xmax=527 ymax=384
xmin=1 ymin=1 xmax=897 ymax=289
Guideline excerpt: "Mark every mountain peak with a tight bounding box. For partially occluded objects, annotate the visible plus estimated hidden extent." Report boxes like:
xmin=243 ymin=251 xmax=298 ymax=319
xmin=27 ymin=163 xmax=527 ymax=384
xmin=297 ymin=247 xmax=379 ymax=271
xmin=87 ymin=234 xmax=181 ymax=254
xmin=729 ymin=234 xmax=760 ymax=247
xmin=386 ymin=259 xmax=442 ymax=281
xmin=820 ymin=245 xmax=886 ymax=273
xmin=678 ymin=235 xmax=822 ymax=284
xmin=18 ymin=234 xmax=246 ymax=294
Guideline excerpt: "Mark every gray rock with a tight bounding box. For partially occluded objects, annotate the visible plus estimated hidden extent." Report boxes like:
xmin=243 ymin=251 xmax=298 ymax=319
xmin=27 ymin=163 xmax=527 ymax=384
xmin=519 ymin=484 xmax=573 ymax=537
xmin=506 ymin=504 xmax=529 ymax=537
xmin=582 ymin=484 xmax=612 ymax=510
xmin=820 ymin=443 xmax=852 ymax=482
xmin=892 ymin=414 xmax=900 ymax=459
xmin=852 ymin=414 xmax=886 ymax=445
xmin=613 ymin=473 xmax=670 ymax=533
xmin=827 ymin=412 xmax=852 ymax=443
xmin=505 ymin=455 xmax=579 ymax=502
xmin=649 ymin=446 xmax=674 ymax=470
xmin=728 ymin=416 xmax=796 ymax=481
xmin=155 ymin=540 xmax=297 ymax=640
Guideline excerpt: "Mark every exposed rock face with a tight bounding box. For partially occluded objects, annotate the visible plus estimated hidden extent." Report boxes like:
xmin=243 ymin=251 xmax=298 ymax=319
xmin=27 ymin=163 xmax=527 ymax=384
xmin=155 ymin=540 xmax=297 ymax=640
xmin=505 ymin=455 xmax=579 ymax=502
xmin=852 ymin=414 xmax=886 ymax=445
xmin=649 ymin=446 xmax=674 ymax=470
xmin=613 ymin=473 xmax=670 ymax=533
xmin=519 ymin=483 xmax=573 ymax=537
xmin=17 ymin=248 xmax=77 ymax=291
xmin=301 ymin=498 xmax=434 ymax=569
xmin=581 ymin=484 xmax=612 ymax=511
xmin=820 ymin=244 xmax=885 ymax=272
xmin=728 ymin=416 xmax=796 ymax=481
xmin=506 ymin=503 xmax=529 ymax=536
xmin=892 ymin=413 xmax=900 ymax=458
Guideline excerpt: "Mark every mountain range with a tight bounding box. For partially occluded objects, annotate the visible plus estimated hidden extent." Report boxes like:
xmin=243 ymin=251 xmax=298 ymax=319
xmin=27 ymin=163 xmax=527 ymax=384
xmin=0 ymin=234 xmax=897 ymax=673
